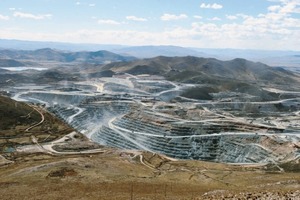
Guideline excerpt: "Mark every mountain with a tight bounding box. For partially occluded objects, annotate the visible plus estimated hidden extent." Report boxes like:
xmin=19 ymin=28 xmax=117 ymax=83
xmin=1 ymin=39 xmax=299 ymax=68
xmin=0 ymin=48 xmax=136 ymax=64
xmin=66 ymin=50 xmax=136 ymax=63
xmin=0 ymin=59 xmax=25 ymax=67
xmin=114 ymin=45 xmax=207 ymax=58
xmin=102 ymin=56 xmax=299 ymax=83
xmin=99 ymin=56 xmax=300 ymax=101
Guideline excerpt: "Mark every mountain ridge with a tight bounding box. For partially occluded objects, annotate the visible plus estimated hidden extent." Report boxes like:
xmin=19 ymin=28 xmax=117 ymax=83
xmin=1 ymin=38 xmax=300 ymax=68
xmin=101 ymin=56 xmax=300 ymax=84
xmin=0 ymin=48 xmax=136 ymax=64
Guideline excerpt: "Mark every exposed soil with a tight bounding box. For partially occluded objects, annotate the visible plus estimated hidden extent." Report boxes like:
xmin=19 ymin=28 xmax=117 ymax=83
xmin=0 ymin=149 xmax=299 ymax=200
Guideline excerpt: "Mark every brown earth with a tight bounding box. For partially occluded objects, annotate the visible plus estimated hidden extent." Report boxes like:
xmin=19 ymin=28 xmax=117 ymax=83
xmin=0 ymin=149 xmax=299 ymax=200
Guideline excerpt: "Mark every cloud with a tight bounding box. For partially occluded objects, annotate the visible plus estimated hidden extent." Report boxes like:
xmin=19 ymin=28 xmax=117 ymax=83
xmin=194 ymin=15 xmax=203 ymax=19
xmin=0 ymin=14 xmax=9 ymax=20
xmin=236 ymin=13 xmax=250 ymax=19
xmin=266 ymin=0 xmax=300 ymax=14
xmin=2 ymin=0 xmax=300 ymax=51
xmin=9 ymin=8 xmax=16 ymax=11
xmin=98 ymin=19 xmax=120 ymax=25
xmin=209 ymin=17 xmax=221 ymax=21
xmin=200 ymin=3 xmax=223 ymax=9
xmin=1 ymin=22 xmax=299 ymax=51
xmin=126 ymin=16 xmax=147 ymax=22
xmin=76 ymin=2 xmax=96 ymax=7
xmin=268 ymin=5 xmax=281 ymax=12
xmin=160 ymin=13 xmax=188 ymax=21
xmin=226 ymin=15 xmax=237 ymax=20
xmin=13 ymin=12 xmax=52 ymax=20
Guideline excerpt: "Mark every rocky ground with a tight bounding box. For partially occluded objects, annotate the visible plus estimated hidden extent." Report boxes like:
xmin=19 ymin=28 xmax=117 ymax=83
xmin=0 ymin=146 xmax=300 ymax=200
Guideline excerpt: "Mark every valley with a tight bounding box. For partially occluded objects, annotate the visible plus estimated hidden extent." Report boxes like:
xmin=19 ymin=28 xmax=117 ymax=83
xmin=0 ymin=48 xmax=300 ymax=199
xmin=6 ymin=69 xmax=300 ymax=164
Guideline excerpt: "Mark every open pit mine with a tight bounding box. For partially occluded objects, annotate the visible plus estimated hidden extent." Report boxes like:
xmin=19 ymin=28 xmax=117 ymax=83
xmin=10 ymin=73 xmax=300 ymax=164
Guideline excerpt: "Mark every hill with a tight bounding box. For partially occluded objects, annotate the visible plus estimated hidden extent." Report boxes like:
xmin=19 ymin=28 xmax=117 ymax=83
xmin=0 ymin=95 xmax=74 ymax=153
xmin=0 ymin=48 xmax=136 ymax=64
xmin=0 ymin=73 xmax=32 ymax=86
xmin=0 ymin=39 xmax=299 ymax=67
xmin=102 ymin=56 xmax=300 ymax=85
xmin=0 ymin=59 xmax=25 ymax=67
xmin=99 ymin=56 xmax=300 ymax=101
xmin=0 ymin=95 xmax=41 ymax=130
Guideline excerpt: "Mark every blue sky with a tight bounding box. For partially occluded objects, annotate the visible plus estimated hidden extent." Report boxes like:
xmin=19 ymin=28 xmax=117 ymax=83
xmin=0 ymin=0 xmax=300 ymax=50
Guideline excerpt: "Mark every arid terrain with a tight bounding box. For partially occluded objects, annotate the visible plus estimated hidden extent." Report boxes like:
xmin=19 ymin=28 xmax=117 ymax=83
xmin=1 ymin=143 xmax=300 ymax=200
xmin=1 ymin=48 xmax=300 ymax=199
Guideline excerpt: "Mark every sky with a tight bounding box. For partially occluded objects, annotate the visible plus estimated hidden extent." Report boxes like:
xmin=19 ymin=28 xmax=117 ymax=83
xmin=0 ymin=0 xmax=300 ymax=50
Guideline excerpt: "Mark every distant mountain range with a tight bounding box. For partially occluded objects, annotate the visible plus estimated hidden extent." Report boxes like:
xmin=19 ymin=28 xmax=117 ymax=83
xmin=0 ymin=39 xmax=299 ymax=68
xmin=114 ymin=45 xmax=207 ymax=58
xmin=2 ymin=54 xmax=296 ymax=87
xmin=0 ymin=48 xmax=136 ymax=65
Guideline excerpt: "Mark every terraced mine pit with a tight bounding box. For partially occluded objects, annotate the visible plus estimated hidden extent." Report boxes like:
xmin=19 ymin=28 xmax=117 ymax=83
xmin=9 ymin=73 xmax=300 ymax=164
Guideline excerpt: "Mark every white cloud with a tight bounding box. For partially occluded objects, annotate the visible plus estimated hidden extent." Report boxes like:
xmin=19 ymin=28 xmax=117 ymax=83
xmin=236 ymin=13 xmax=250 ymax=19
xmin=280 ymin=1 xmax=300 ymax=13
xmin=160 ymin=13 xmax=188 ymax=21
xmin=200 ymin=3 xmax=223 ymax=9
xmin=9 ymin=8 xmax=16 ymax=11
xmin=194 ymin=15 xmax=203 ymax=19
xmin=13 ymin=12 xmax=52 ymax=20
xmin=98 ymin=19 xmax=120 ymax=25
xmin=226 ymin=15 xmax=237 ymax=20
xmin=126 ymin=16 xmax=147 ymax=22
xmin=268 ymin=5 xmax=281 ymax=12
xmin=2 ymin=0 xmax=300 ymax=51
xmin=76 ymin=2 xmax=96 ymax=7
xmin=1 ymin=23 xmax=299 ymax=51
xmin=0 ymin=14 xmax=9 ymax=20
xmin=209 ymin=17 xmax=221 ymax=21
xmin=266 ymin=0 xmax=300 ymax=14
